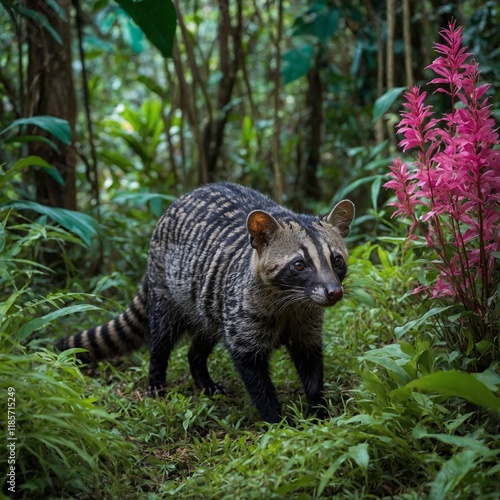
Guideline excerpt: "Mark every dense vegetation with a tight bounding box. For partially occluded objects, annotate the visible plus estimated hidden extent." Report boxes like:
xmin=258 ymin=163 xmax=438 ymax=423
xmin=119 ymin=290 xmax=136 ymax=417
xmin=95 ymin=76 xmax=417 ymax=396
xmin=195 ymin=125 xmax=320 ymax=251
xmin=1 ymin=0 xmax=499 ymax=498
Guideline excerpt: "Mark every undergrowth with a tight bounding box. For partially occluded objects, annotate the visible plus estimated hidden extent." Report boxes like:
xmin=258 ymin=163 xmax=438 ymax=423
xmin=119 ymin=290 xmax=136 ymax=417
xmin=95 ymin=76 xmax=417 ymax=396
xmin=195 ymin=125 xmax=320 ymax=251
xmin=1 ymin=207 xmax=499 ymax=498
xmin=1 ymin=21 xmax=499 ymax=498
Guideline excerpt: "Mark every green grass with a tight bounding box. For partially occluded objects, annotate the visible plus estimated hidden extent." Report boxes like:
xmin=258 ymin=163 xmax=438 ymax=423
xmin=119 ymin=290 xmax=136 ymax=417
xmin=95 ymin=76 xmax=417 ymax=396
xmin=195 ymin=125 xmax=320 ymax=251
xmin=1 ymin=236 xmax=499 ymax=499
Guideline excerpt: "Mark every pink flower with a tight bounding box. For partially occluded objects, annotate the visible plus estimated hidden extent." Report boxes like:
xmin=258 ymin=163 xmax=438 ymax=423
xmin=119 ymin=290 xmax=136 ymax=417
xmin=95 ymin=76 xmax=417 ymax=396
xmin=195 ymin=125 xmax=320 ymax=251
xmin=384 ymin=19 xmax=499 ymax=342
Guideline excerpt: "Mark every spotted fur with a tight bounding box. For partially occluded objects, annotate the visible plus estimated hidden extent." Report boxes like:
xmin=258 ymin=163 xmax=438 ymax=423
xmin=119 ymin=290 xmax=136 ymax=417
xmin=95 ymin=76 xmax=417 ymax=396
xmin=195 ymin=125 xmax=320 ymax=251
xmin=56 ymin=182 xmax=355 ymax=423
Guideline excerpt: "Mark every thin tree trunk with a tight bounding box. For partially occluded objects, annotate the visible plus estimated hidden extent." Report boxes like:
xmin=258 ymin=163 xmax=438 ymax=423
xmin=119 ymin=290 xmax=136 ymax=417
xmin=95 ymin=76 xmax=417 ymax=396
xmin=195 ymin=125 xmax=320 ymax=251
xmin=172 ymin=44 xmax=206 ymax=187
xmin=365 ymin=0 xmax=384 ymax=144
xmin=386 ymin=0 xmax=395 ymax=91
xmin=303 ymin=52 xmax=323 ymax=200
xmin=201 ymin=0 xmax=242 ymax=183
xmin=73 ymin=0 xmax=100 ymax=211
xmin=272 ymin=0 xmax=284 ymax=203
xmin=173 ymin=0 xmax=242 ymax=185
xmin=402 ymin=0 xmax=413 ymax=86
xmin=163 ymin=60 xmax=179 ymax=195
xmin=26 ymin=0 xmax=77 ymax=211
xmin=385 ymin=0 xmax=396 ymax=145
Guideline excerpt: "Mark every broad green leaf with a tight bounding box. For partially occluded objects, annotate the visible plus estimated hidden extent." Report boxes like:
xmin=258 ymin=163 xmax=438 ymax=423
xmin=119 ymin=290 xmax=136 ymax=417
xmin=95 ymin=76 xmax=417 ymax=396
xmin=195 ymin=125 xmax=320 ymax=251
xmin=332 ymin=175 xmax=380 ymax=202
xmin=100 ymin=150 xmax=135 ymax=170
xmin=137 ymin=75 xmax=165 ymax=97
xmin=149 ymin=196 xmax=164 ymax=218
xmin=373 ymin=87 xmax=406 ymax=123
xmin=44 ymin=0 xmax=67 ymax=21
xmin=391 ymin=370 xmax=500 ymax=412
xmin=345 ymin=288 xmax=375 ymax=308
xmin=275 ymin=477 xmax=315 ymax=495
xmin=292 ymin=6 xmax=341 ymax=41
xmin=4 ymin=134 xmax=60 ymax=152
xmin=313 ymin=7 xmax=341 ymax=40
xmin=4 ymin=201 xmax=98 ymax=246
xmin=361 ymin=351 xmax=411 ymax=383
xmin=115 ymin=0 xmax=177 ymax=58
xmin=316 ymin=455 xmax=346 ymax=497
xmin=370 ymin=175 xmax=382 ymax=210
xmin=377 ymin=245 xmax=391 ymax=268
xmin=429 ymin=450 xmax=478 ymax=500
xmin=11 ymin=5 xmax=62 ymax=44
xmin=473 ymin=367 xmax=500 ymax=391
xmin=281 ymin=44 xmax=315 ymax=84
xmin=394 ymin=306 xmax=454 ymax=339
xmin=18 ymin=304 xmax=105 ymax=341
xmin=11 ymin=156 xmax=65 ymax=185
xmin=347 ymin=443 xmax=369 ymax=470
xmin=412 ymin=424 xmax=493 ymax=454
xmin=1 ymin=116 xmax=72 ymax=145
xmin=425 ymin=434 xmax=492 ymax=454
xmin=125 ymin=16 xmax=145 ymax=52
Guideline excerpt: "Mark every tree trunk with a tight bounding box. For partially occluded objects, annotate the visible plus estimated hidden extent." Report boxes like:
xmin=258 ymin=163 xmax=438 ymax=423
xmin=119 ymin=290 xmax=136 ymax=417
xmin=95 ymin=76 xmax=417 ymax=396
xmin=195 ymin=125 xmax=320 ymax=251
xmin=402 ymin=0 xmax=413 ymax=86
xmin=386 ymin=0 xmax=395 ymax=91
xmin=201 ymin=0 xmax=242 ymax=183
xmin=364 ymin=0 xmax=385 ymax=144
xmin=26 ymin=0 xmax=77 ymax=211
xmin=303 ymin=53 xmax=323 ymax=201
xmin=272 ymin=0 xmax=284 ymax=203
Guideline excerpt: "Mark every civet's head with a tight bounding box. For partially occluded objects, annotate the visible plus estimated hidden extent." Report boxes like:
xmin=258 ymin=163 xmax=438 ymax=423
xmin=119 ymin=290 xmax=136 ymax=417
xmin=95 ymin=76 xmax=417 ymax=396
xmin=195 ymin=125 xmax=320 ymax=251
xmin=247 ymin=200 xmax=355 ymax=307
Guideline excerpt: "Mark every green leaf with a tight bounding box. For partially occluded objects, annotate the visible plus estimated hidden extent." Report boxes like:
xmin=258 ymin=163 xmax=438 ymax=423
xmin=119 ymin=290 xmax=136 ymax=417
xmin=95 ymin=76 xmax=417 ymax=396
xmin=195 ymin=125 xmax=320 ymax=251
xmin=316 ymin=455 xmax=346 ymax=497
xmin=394 ymin=306 xmax=454 ymax=339
xmin=137 ymin=75 xmax=165 ymax=98
xmin=4 ymin=201 xmax=98 ymax=247
xmin=473 ymin=367 xmax=500 ymax=391
xmin=0 ymin=222 xmax=5 ymax=253
xmin=373 ymin=87 xmax=406 ymax=123
xmin=361 ymin=348 xmax=411 ymax=383
xmin=370 ymin=175 xmax=382 ymax=210
xmin=44 ymin=0 xmax=67 ymax=21
xmin=429 ymin=450 xmax=478 ymax=500
xmin=292 ymin=6 xmax=341 ymax=41
xmin=18 ymin=304 xmax=105 ymax=341
xmin=125 ymin=16 xmax=145 ymax=52
xmin=1 ymin=116 xmax=72 ymax=145
xmin=11 ymin=156 xmax=65 ymax=185
xmin=100 ymin=150 xmax=135 ymax=170
xmin=332 ymin=175 xmax=380 ymax=202
xmin=115 ymin=0 xmax=177 ymax=58
xmin=281 ymin=44 xmax=315 ymax=84
xmin=391 ymin=370 xmax=500 ymax=412
xmin=347 ymin=443 xmax=369 ymax=471
xmin=4 ymin=134 xmax=60 ymax=152
xmin=11 ymin=5 xmax=62 ymax=44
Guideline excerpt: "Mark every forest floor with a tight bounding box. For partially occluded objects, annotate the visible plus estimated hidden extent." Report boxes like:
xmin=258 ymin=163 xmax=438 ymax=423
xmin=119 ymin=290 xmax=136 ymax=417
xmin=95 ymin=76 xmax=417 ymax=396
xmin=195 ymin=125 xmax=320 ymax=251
xmin=2 ymin=242 xmax=499 ymax=499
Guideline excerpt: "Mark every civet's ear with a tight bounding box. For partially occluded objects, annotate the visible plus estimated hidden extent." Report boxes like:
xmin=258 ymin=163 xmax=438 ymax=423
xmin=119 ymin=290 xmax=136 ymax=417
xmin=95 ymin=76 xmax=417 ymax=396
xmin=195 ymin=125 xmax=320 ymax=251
xmin=246 ymin=210 xmax=280 ymax=253
xmin=325 ymin=200 xmax=355 ymax=237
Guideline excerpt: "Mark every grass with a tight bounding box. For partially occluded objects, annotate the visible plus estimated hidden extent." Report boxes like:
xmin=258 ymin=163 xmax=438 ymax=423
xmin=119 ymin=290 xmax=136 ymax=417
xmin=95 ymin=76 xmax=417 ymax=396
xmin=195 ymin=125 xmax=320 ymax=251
xmin=1 ymin=232 xmax=499 ymax=498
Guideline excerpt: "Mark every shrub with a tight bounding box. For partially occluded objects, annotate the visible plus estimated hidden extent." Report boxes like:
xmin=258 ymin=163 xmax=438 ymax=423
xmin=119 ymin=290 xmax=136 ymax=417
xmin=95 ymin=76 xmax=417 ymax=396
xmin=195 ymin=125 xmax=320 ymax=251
xmin=384 ymin=20 xmax=500 ymax=367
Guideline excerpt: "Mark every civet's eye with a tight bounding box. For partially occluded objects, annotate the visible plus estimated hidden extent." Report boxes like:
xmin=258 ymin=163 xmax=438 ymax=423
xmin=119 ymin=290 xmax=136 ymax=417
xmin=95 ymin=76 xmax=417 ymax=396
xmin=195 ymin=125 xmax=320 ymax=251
xmin=333 ymin=254 xmax=344 ymax=269
xmin=292 ymin=259 xmax=306 ymax=272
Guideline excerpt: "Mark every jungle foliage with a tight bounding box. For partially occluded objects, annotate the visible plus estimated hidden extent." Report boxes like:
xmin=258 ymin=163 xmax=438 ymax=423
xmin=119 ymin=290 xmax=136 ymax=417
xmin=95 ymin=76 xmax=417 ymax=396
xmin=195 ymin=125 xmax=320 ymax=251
xmin=0 ymin=0 xmax=499 ymax=498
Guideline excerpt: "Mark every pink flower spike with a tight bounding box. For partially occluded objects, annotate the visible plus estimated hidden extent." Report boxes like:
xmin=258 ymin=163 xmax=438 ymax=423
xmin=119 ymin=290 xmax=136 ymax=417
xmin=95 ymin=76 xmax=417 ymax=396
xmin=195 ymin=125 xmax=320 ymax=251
xmin=385 ymin=18 xmax=500 ymax=342
xmin=396 ymin=87 xmax=436 ymax=151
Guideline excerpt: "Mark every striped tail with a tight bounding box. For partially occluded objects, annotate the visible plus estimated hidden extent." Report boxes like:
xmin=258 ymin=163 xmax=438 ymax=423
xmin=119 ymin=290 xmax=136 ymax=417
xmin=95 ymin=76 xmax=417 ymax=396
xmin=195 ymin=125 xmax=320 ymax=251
xmin=55 ymin=282 xmax=148 ymax=362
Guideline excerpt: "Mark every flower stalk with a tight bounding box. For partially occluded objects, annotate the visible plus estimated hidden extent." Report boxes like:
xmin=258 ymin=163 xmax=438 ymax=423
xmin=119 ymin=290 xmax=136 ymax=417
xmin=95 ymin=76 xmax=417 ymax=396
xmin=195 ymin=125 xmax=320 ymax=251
xmin=385 ymin=20 xmax=500 ymax=364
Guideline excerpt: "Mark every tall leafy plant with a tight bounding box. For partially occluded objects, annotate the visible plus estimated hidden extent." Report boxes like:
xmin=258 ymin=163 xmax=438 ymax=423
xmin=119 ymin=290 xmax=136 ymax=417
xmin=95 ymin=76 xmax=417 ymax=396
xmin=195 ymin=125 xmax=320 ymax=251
xmin=384 ymin=20 xmax=499 ymax=366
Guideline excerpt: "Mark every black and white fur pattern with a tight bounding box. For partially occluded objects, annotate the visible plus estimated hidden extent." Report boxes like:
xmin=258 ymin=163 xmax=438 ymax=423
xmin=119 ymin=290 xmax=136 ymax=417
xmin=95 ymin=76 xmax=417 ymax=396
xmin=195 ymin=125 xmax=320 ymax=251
xmin=56 ymin=182 xmax=355 ymax=423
